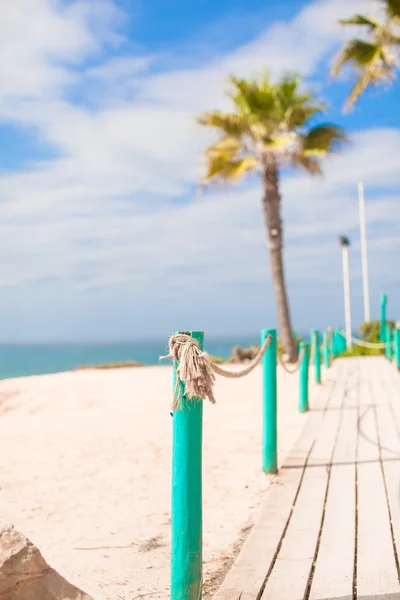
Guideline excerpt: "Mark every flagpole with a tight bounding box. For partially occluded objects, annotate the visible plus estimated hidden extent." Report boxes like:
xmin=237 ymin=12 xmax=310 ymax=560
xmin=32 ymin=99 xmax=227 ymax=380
xmin=358 ymin=181 xmax=370 ymax=322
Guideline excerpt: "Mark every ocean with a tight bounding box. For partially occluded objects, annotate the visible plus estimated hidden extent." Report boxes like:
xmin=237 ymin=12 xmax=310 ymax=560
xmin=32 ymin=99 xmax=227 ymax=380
xmin=0 ymin=336 xmax=263 ymax=380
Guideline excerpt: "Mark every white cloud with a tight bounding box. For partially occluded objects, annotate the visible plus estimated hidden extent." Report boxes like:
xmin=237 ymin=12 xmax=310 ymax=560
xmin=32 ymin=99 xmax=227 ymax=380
xmin=0 ymin=0 xmax=398 ymax=339
xmin=0 ymin=0 xmax=121 ymax=107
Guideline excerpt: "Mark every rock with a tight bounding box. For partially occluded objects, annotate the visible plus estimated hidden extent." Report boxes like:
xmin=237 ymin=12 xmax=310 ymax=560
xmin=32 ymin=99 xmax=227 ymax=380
xmin=0 ymin=523 xmax=94 ymax=600
xmin=231 ymin=344 xmax=260 ymax=363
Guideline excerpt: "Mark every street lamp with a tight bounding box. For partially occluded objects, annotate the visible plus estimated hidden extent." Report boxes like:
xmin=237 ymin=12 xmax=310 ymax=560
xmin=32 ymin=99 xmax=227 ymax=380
xmin=339 ymin=235 xmax=352 ymax=349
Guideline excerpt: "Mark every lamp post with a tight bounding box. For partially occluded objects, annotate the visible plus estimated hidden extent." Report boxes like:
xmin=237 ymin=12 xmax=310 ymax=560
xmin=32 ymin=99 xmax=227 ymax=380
xmin=339 ymin=235 xmax=352 ymax=350
xmin=358 ymin=182 xmax=371 ymax=323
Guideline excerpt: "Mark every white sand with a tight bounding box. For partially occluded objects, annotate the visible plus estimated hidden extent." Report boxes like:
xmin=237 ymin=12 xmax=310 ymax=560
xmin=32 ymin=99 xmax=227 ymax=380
xmin=0 ymin=364 xmax=320 ymax=600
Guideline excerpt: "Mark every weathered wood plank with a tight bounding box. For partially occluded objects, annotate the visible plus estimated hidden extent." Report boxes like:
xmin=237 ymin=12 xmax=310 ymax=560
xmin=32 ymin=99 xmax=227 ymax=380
xmin=308 ymin=359 xmax=358 ymax=600
xmin=357 ymin=462 xmax=399 ymax=596
xmin=373 ymin=364 xmax=400 ymax=591
xmin=260 ymin=377 xmax=344 ymax=600
xmin=214 ymin=357 xmax=400 ymax=600
xmin=357 ymin=359 xmax=400 ymax=597
xmin=213 ymin=367 xmax=336 ymax=600
xmin=309 ymin=465 xmax=355 ymax=600
xmin=260 ymin=465 xmax=327 ymax=600
xmin=357 ymin=360 xmax=379 ymax=464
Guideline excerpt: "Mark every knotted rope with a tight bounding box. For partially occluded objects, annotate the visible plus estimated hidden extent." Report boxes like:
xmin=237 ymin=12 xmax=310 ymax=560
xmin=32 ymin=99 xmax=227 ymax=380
xmin=160 ymin=333 xmax=272 ymax=409
xmin=277 ymin=345 xmax=306 ymax=374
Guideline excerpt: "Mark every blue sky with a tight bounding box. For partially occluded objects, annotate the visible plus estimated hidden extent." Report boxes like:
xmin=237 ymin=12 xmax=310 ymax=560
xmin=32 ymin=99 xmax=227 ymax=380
xmin=0 ymin=0 xmax=399 ymax=343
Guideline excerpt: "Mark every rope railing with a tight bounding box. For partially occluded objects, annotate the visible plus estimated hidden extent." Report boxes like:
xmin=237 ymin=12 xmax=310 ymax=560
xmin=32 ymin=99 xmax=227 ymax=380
xmin=163 ymin=328 xmax=316 ymax=600
xmin=160 ymin=333 xmax=272 ymax=409
xmin=278 ymin=345 xmax=305 ymax=374
xmin=337 ymin=329 xmax=386 ymax=349
xmin=164 ymin=320 xmax=400 ymax=600
xmin=162 ymin=329 xmax=280 ymax=600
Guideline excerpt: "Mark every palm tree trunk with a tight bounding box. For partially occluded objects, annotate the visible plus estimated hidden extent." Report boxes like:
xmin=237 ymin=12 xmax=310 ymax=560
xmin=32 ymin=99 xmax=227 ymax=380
xmin=262 ymin=157 xmax=298 ymax=362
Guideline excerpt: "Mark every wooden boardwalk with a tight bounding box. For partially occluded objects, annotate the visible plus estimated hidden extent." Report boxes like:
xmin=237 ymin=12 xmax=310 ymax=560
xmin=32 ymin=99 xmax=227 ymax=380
xmin=214 ymin=357 xmax=400 ymax=600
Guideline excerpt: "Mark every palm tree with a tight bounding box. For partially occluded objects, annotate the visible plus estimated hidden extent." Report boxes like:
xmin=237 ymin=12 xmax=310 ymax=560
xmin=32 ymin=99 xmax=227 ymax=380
xmin=197 ymin=71 xmax=347 ymax=362
xmin=332 ymin=0 xmax=400 ymax=110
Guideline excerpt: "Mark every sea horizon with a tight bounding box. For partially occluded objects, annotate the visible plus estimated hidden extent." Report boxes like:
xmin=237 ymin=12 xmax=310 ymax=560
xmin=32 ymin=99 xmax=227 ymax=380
xmin=0 ymin=329 xmax=351 ymax=380
xmin=0 ymin=334 xmax=271 ymax=380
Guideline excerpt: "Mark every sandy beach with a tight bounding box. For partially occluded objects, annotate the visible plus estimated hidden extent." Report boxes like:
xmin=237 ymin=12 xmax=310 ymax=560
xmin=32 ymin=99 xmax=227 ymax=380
xmin=0 ymin=363 xmax=322 ymax=600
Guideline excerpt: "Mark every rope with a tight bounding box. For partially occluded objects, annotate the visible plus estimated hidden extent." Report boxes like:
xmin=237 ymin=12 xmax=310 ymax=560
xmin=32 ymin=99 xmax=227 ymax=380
xmin=160 ymin=333 xmax=272 ymax=409
xmin=338 ymin=329 xmax=386 ymax=349
xmin=277 ymin=346 xmax=305 ymax=374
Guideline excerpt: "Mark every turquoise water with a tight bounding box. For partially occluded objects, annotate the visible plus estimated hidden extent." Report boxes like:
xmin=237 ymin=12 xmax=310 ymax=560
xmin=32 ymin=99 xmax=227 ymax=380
xmin=0 ymin=336 xmax=262 ymax=380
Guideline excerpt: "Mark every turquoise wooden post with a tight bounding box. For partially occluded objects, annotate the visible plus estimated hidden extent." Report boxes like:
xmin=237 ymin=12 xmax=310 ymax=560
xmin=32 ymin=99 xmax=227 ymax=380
xmin=327 ymin=327 xmax=333 ymax=361
xmin=323 ymin=331 xmax=330 ymax=369
xmin=261 ymin=329 xmax=277 ymax=474
xmin=332 ymin=329 xmax=338 ymax=357
xmin=299 ymin=341 xmax=310 ymax=413
xmin=310 ymin=329 xmax=321 ymax=384
xmin=338 ymin=329 xmax=346 ymax=353
xmin=385 ymin=324 xmax=392 ymax=362
xmin=171 ymin=331 xmax=203 ymax=600
xmin=380 ymin=293 xmax=387 ymax=341
xmin=394 ymin=328 xmax=400 ymax=370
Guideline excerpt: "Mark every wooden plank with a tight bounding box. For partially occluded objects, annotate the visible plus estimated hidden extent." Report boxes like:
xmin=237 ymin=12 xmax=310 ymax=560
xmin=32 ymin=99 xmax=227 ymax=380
xmin=260 ymin=466 xmax=327 ymax=600
xmin=215 ymin=358 xmax=400 ymax=600
xmin=212 ymin=449 xmax=308 ymax=600
xmin=260 ymin=376 xmax=344 ymax=600
xmin=373 ymin=363 xmax=400 ymax=589
xmin=309 ymin=358 xmax=358 ymax=599
xmin=380 ymin=362 xmax=400 ymax=429
xmin=357 ymin=462 xmax=399 ymax=596
xmin=371 ymin=368 xmax=400 ymax=462
xmin=357 ymin=360 xmax=379 ymax=464
xmin=309 ymin=465 xmax=355 ymax=600
xmin=356 ymin=359 xmax=400 ymax=597
xmin=213 ymin=362 xmax=336 ymax=600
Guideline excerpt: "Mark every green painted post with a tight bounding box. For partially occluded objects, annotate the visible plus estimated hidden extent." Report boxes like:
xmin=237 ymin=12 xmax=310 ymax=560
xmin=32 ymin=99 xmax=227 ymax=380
xmin=171 ymin=331 xmax=203 ymax=600
xmin=323 ymin=331 xmax=330 ymax=369
xmin=380 ymin=293 xmax=387 ymax=341
xmin=299 ymin=341 xmax=310 ymax=413
xmin=332 ymin=329 xmax=338 ymax=357
xmin=261 ymin=329 xmax=277 ymax=474
xmin=394 ymin=328 xmax=400 ymax=370
xmin=385 ymin=324 xmax=392 ymax=362
xmin=338 ymin=329 xmax=346 ymax=353
xmin=310 ymin=329 xmax=321 ymax=384
xmin=327 ymin=327 xmax=333 ymax=361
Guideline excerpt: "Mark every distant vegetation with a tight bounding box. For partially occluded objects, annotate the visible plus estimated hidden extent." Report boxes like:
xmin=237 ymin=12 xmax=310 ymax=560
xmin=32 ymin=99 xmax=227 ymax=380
xmin=359 ymin=319 xmax=395 ymax=343
xmin=337 ymin=320 xmax=395 ymax=358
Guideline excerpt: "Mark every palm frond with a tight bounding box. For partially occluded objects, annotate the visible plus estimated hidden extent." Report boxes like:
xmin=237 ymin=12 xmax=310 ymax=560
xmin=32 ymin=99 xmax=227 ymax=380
xmin=331 ymin=40 xmax=383 ymax=75
xmin=344 ymin=56 xmax=395 ymax=110
xmin=228 ymin=74 xmax=278 ymax=124
xmin=263 ymin=134 xmax=296 ymax=153
xmin=345 ymin=73 xmax=374 ymax=110
xmin=385 ymin=0 xmax=400 ymax=20
xmin=205 ymin=136 xmax=242 ymax=156
xmin=292 ymin=155 xmax=322 ymax=175
xmin=197 ymin=111 xmax=249 ymax=137
xmin=302 ymin=124 xmax=348 ymax=156
xmin=339 ymin=14 xmax=381 ymax=29
xmin=285 ymin=103 xmax=326 ymax=128
xmin=202 ymin=153 xmax=258 ymax=183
